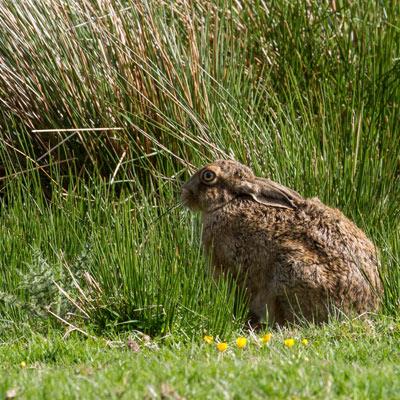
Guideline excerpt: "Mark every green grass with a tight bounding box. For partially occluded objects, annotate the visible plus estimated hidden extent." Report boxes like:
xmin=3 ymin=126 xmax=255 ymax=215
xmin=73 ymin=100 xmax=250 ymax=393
xmin=0 ymin=0 xmax=399 ymax=398
xmin=1 ymin=318 xmax=399 ymax=399
xmin=0 ymin=179 xmax=247 ymax=337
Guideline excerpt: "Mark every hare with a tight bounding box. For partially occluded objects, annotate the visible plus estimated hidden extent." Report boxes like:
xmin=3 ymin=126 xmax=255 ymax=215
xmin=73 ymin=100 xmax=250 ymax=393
xmin=181 ymin=160 xmax=382 ymax=325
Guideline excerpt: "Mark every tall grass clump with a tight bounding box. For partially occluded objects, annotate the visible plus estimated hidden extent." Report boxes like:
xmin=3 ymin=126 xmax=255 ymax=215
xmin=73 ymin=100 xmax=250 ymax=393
xmin=0 ymin=172 xmax=247 ymax=337
xmin=0 ymin=0 xmax=399 ymax=331
xmin=2 ymin=1 xmax=398 ymax=188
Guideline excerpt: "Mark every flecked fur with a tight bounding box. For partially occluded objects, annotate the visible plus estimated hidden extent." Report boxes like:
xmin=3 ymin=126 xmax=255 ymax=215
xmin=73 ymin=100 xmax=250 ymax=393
xmin=181 ymin=160 xmax=382 ymax=325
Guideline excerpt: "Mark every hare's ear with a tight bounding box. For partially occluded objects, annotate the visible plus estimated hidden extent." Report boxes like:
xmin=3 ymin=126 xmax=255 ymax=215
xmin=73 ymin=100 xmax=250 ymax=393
xmin=238 ymin=179 xmax=301 ymax=210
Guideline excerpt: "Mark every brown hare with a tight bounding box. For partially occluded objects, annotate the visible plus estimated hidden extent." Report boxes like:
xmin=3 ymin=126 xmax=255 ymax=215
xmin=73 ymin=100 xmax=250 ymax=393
xmin=181 ymin=160 xmax=382 ymax=325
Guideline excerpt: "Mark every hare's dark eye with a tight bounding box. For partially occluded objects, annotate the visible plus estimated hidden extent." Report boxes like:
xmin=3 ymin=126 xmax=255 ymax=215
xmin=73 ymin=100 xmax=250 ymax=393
xmin=201 ymin=169 xmax=217 ymax=184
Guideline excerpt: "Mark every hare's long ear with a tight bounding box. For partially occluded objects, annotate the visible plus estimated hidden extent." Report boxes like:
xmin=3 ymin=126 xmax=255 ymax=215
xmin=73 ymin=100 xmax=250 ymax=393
xmin=237 ymin=178 xmax=302 ymax=210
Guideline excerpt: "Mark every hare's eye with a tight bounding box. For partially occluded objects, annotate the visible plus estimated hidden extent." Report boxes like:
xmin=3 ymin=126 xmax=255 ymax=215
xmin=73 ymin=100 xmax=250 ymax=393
xmin=201 ymin=170 xmax=217 ymax=184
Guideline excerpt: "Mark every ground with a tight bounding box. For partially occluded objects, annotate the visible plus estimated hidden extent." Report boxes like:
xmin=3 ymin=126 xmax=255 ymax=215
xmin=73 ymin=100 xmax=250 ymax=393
xmin=1 ymin=317 xmax=399 ymax=399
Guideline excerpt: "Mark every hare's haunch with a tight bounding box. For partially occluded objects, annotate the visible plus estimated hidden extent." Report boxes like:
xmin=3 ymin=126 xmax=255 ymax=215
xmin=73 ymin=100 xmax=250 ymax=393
xmin=181 ymin=160 xmax=382 ymax=325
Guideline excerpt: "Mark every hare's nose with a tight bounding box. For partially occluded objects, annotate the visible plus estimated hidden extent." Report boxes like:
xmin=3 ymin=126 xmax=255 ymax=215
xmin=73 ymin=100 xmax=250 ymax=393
xmin=181 ymin=185 xmax=192 ymax=196
xmin=181 ymin=181 xmax=192 ymax=191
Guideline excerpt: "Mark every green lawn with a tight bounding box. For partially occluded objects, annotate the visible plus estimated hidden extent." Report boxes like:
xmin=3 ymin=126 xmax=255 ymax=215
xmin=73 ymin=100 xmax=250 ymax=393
xmin=1 ymin=318 xmax=399 ymax=399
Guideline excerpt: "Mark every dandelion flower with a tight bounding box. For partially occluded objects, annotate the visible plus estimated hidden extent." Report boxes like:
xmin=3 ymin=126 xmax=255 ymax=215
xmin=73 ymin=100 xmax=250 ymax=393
xmin=261 ymin=333 xmax=272 ymax=344
xmin=301 ymin=338 xmax=309 ymax=346
xmin=236 ymin=337 xmax=247 ymax=349
xmin=284 ymin=338 xmax=295 ymax=348
xmin=203 ymin=335 xmax=214 ymax=344
xmin=216 ymin=342 xmax=228 ymax=352
xmin=20 ymin=361 xmax=27 ymax=368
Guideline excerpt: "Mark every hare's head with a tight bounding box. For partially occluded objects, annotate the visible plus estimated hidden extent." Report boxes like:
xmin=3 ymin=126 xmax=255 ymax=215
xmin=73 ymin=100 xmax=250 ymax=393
xmin=181 ymin=160 xmax=302 ymax=213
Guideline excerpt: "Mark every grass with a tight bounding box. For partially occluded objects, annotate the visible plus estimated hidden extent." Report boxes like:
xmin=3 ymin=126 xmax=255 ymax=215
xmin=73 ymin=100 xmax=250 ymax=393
xmin=1 ymin=318 xmax=399 ymax=399
xmin=0 ymin=0 xmax=399 ymax=398
xmin=0 ymin=179 xmax=247 ymax=337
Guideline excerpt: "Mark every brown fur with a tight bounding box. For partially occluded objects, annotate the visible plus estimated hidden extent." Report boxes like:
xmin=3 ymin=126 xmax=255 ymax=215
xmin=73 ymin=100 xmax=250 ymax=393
xmin=181 ymin=160 xmax=382 ymax=325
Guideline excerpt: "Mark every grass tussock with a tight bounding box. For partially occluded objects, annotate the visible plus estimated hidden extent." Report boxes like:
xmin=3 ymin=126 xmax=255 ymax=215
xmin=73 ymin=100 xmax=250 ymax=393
xmin=0 ymin=180 xmax=247 ymax=337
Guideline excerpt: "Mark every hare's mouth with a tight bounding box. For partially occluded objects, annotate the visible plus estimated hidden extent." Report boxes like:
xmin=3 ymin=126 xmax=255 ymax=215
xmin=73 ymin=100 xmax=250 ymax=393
xmin=181 ymin=187 xmax=198 ymax=210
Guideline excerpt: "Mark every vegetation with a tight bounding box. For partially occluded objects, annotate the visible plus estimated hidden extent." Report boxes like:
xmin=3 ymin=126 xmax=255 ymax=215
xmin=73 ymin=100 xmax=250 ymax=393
xmin=1 ymin=319 xmax=399 ymax=399
xmin=0 ymin=180 xmax=247 ymax=337
xmin=0 ymin=0 xmax=399 ymax=398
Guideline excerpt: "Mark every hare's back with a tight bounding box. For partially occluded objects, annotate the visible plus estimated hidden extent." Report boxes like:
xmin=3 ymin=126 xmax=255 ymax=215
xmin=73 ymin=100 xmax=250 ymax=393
xmin=301 ymin=199 xmax=380 ymax=282
xmin=277 ymin=199 xmax=383 ymax=313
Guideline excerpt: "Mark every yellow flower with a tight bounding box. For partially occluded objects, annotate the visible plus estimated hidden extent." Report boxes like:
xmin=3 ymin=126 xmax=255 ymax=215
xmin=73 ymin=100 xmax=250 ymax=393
xmin=261 ymin=333 xmax=272 ymax=344
xmin=20 ymin=361 xmax=27 ymax=368
xmin=216 ymin=342 xmax=228 ymax=352
xmin=284 ymin=338 xmax=295 ymax=348
xmin=301 ymin=338 xmax=309 ymax=346
xmin=236 ymin=337 xmax=247 ymax=349
xmin=203 ymin=335 xmax=214 ymax=344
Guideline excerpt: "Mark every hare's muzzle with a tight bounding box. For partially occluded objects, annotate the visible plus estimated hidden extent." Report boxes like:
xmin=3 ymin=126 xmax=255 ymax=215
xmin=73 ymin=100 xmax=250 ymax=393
xmin=181 ymin=185 xmax=197 ymax=210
